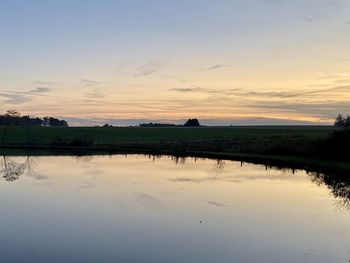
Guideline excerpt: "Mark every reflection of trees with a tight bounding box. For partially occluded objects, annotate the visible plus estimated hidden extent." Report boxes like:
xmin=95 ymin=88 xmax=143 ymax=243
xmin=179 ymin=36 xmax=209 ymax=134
xmin=169 ymin=155 xmax=350 ymax=209
xmin=171 ymin=156 xmax=187 ymax=165
xmin=74 ymin=155 xmax=94 ymax=162
xmin=0 ymin=156 xmax=34 ymax=182
xmin=308 ymin=171 xmax=350 ymax=209
xmin=264 ymin=165 xmax=350 ymax=209
xmin=212 ymin=160 xmax=225 ymax=179
xmin=216 ymin=159 xmax=225 ymax=170
xmin=148 ymin=154 xmax=162 ymax=163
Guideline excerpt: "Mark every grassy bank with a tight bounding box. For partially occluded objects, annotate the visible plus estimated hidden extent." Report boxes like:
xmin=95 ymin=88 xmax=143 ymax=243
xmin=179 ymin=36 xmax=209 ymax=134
xmin=1 ymin=125 xmax=348 ymax=173
xmin=0 ymin=125 xmax=334 ymax=144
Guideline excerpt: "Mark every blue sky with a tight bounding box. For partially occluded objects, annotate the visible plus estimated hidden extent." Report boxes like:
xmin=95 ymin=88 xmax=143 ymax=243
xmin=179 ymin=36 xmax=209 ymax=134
xmin=1 ymin=0 xmax=350 ymax=125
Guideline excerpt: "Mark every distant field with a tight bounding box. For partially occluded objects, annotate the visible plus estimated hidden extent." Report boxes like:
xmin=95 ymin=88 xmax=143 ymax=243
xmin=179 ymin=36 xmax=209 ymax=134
xmin=1 ymin=125 xmax=349 ymax=174
xmin=0 ymin=125 xmax=335 ymax=145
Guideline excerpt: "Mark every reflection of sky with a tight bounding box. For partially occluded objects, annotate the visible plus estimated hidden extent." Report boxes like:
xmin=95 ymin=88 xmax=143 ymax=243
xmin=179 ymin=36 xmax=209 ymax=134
xmin=1 ymin=1 xmax=350 ymax=125
xmin=0 ymin=155 xmax=349 ymax=262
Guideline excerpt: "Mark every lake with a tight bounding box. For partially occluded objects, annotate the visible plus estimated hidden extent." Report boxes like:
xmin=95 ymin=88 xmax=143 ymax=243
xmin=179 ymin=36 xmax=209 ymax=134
xmin=0 ymin=154 xmax=349 ymax=263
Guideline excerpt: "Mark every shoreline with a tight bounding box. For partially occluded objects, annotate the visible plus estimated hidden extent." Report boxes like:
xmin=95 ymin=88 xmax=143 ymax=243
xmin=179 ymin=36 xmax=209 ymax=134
xmin=0 ymin=144 xmax=349 ymax=176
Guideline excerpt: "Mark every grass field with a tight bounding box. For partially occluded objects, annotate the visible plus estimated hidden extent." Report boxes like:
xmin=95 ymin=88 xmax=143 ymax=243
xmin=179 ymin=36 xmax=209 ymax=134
xmin=0 ymin=125 xmax=335 ymax=145
xmin=1 ymin=125 xmax=349 ymax=174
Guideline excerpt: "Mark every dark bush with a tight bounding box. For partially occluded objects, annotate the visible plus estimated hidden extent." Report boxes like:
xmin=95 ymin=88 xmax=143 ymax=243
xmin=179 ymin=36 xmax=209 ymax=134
xmin=184 ymin=119 xmax=200 ymax=127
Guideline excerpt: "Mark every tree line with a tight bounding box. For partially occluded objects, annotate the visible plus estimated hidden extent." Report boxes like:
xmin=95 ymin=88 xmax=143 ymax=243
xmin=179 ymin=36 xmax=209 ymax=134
xmin=0 ymin=110 xmax=68 ymax=127
xmin=140 ymin=119 xmax=201 ymax=127
xmin=334 ymin=114 xmax=350 ymax=128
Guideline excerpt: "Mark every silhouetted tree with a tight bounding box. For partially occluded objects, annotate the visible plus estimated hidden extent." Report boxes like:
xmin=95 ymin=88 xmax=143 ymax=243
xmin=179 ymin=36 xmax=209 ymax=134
xmin=184 ymin=118 xmax=200 ymax=127
xmin=0 ymin=110 xmax=20 ymax=145
xmin=43 ymin=116 xmax=68 ymax=127
xmin=0 ymin=111 xmax=68 ymax=144
xmin=346 ymin=116 xmax=350 ymax=127
xmin=334 ymin=114 xmax=350 ymax=129
xmin=5 ymin=110 xmax=20 ymax=117
xmin=335 ymin=114 xmax=345 ymax=127
xmin=0 ymin=111 xmax=65 ymax=127
xmin=48 ymin=117 xmax=68 ymax=127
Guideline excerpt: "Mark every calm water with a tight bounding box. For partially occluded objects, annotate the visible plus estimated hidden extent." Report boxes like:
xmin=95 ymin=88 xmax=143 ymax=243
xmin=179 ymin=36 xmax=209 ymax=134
xmin=0 ymin=154 xmax=349 ymax=263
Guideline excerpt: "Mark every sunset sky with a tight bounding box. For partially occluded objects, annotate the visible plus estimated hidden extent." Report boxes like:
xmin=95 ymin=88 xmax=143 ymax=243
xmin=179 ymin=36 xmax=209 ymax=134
xmin=1 ymin=0 xmax=350 ymax=126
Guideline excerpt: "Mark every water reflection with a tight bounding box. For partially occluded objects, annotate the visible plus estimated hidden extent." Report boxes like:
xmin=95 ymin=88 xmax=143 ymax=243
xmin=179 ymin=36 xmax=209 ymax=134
xmin=309 ymin=171 xmax=350 ymax=209
xmin=0 ymin=154 xmax=349 ymax=210
xmin=0 ymin=155 xmax=35 ymax=181
xmin=0 ymin=154 xmax=348 ymax=263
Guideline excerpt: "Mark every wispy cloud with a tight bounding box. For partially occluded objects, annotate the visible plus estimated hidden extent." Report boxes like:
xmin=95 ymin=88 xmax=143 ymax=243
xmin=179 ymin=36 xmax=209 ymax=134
xmin=302 ymin=0 xmax=344 ymax=23
xmin=134 ymin=60 xmax=167 ymax=77
xmin=207 ymin=201 xmax=225 ymax=207
xmin=304 ymin=16 xmax=315 ymax=23
xmin=2 ymin=82 xmax=348 ymax=125
xmin=169 ymin=87 xmax=204 ymax=93
xmin=200 ymin=64 xmax=228 ymax=71
xmin=169 ymin=85 xmax=350 ymax=99
xmin=333 ymin=79 xmax=350 ymax=84
xmin=29 ymin=87 xmax=51 ymax=93
xmin=0 ymin=93 xmax=32 ymax=104
xmin=85 ymin=89 xmax=106 ymax=98
xmin=79 ymin=79 xmax=104 ymax=86
xmin=244 ymin=100 xmax=350 ymax=118
xmin=226 ymin=86 xmax=350 ymax=98
xmin=0 ymin=87 xmax=53 ymax=104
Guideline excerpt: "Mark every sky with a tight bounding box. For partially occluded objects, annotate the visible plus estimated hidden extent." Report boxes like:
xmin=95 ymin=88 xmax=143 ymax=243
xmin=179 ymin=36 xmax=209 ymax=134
xmin=0 ymin=0 xmax=350 ymax=126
